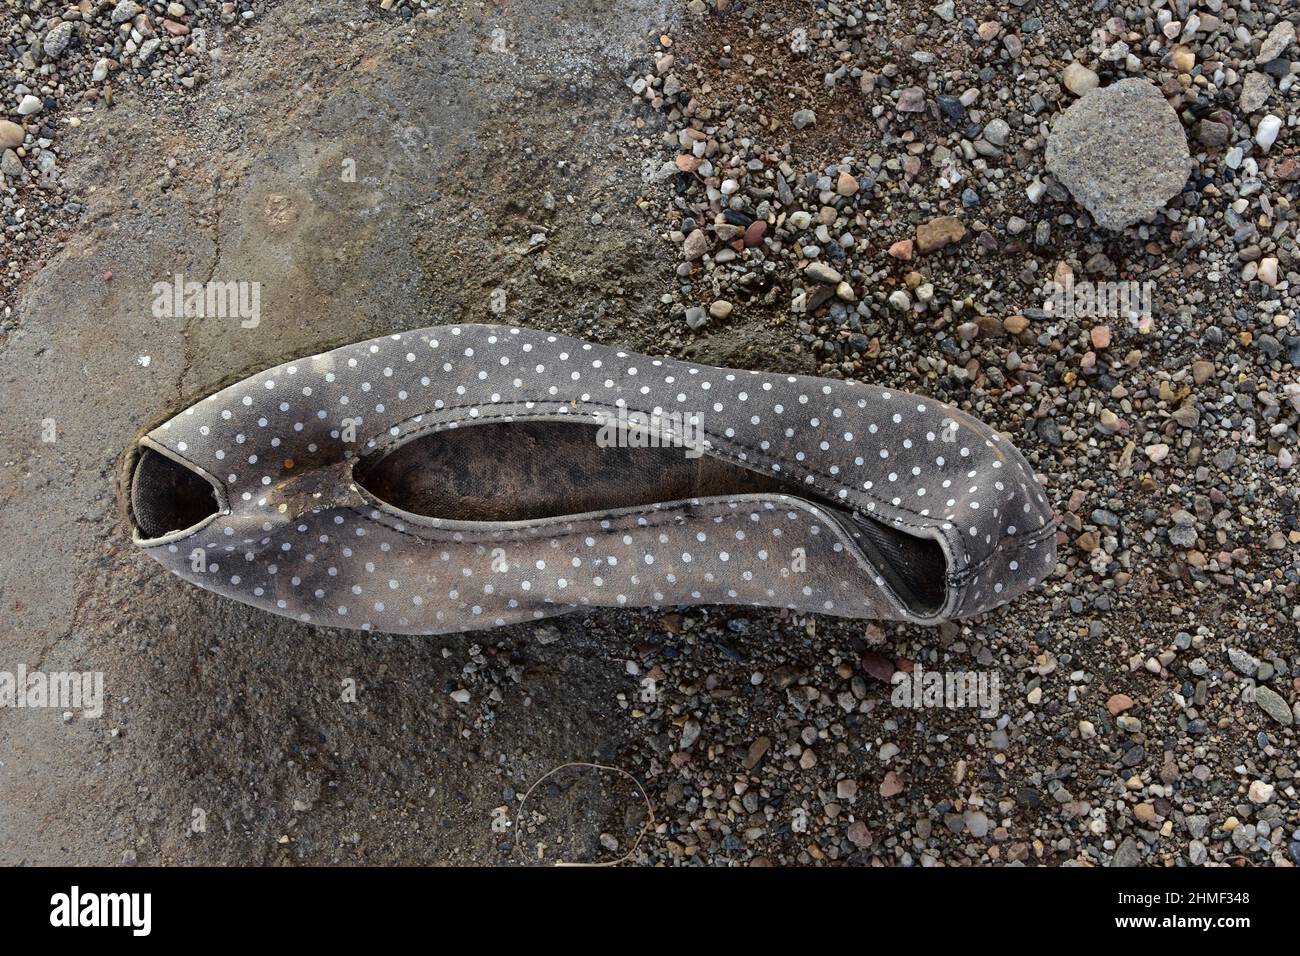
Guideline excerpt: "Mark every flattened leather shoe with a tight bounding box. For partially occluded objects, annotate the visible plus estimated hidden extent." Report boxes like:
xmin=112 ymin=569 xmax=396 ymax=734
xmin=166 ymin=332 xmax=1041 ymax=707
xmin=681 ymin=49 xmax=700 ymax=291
xmin=128 ymin=324 xmax=1055 ymax=634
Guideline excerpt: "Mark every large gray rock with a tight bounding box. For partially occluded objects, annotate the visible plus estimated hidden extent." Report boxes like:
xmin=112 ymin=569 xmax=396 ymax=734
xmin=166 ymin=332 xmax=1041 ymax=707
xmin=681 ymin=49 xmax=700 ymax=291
xmin=1046 ymin=78 xmax=1190 ymax=230
xmin=1258 ymin=20 xmax=1295 ymax=63
xmin=1255 ymin=686 xmax=1294 ymax=726
xmin=1240 ymin=72 xmax=1273 ymax=113
xmin=43 ymin=21 xmax=74 ymax=59
xmin=110 ymin=0 xmax=142 ymax=25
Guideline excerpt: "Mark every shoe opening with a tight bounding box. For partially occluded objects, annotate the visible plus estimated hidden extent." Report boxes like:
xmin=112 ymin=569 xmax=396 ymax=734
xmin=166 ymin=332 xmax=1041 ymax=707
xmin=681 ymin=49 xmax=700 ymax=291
xmin=833 ymin=511 xmax=948 ymax=617
xmin=131 ymin=447 xmax=220 ymax=540
xmin=355 ymin=419 xmax=948 ymax=616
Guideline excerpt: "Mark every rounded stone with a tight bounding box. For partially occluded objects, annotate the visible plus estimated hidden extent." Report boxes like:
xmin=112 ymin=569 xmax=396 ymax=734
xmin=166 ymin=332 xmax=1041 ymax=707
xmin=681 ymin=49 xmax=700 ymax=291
xmin=1045 ymin=79 xmax=1190 ymax=230
xmin=1062 ymin=62 xmax=1099 ymax=96
xmin=0 ymin=120 xmax=23 ymax=151
xmin=792 ymin=108 xmax=816 ymax=130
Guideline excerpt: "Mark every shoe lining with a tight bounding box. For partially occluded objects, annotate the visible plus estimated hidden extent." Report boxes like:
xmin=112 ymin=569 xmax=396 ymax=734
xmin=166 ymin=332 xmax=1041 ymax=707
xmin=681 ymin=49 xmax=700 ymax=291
xmin=355 ymin=420 xmax=948 ymax=614
xmin=131 ymin=448 xmax=220 ymax=539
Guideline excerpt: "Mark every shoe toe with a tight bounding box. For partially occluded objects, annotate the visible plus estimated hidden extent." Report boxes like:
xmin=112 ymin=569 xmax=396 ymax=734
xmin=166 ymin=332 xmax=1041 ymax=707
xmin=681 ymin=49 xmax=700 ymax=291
xmin=932 ymin=410 xmax=1056 ymax=617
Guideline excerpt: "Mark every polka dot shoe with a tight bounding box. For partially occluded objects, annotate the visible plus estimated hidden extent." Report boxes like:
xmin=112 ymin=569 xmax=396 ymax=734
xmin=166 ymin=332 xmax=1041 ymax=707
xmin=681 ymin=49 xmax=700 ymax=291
xmin=128 ymin=324 xmax=1056 ymax=634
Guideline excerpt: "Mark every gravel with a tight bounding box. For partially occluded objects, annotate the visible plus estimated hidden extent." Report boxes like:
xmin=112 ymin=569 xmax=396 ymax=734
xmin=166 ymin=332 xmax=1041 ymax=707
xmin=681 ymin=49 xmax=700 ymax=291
xmin=613 ymin=0 xmax=1298 ymax=867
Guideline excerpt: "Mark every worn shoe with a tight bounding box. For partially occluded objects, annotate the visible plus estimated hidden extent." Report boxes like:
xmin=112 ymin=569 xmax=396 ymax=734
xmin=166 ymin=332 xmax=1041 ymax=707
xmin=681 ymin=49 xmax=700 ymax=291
xmin=128 ymin=324 xmax=1055 ymax=634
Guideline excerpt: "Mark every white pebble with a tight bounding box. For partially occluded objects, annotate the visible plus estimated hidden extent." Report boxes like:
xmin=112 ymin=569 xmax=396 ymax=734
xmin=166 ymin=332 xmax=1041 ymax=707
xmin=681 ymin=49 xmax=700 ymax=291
xmin=1255 ymin=114 xmax=1281 ymax=151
